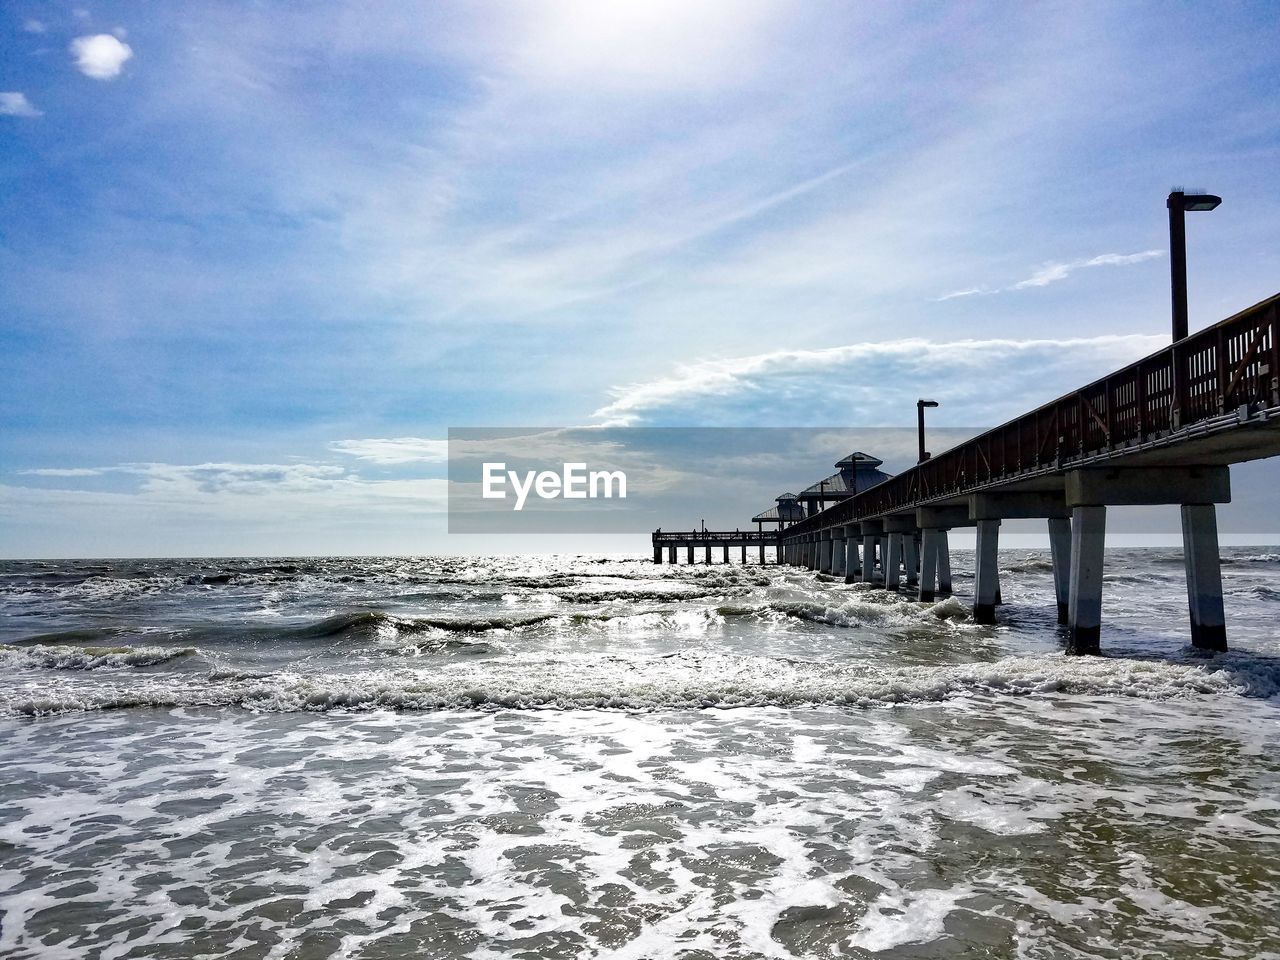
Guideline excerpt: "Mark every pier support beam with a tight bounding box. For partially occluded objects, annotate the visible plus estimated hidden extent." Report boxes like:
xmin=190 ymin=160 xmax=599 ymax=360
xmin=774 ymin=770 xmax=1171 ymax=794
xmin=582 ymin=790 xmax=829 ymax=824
xmin=937 ymin=530 xmax=952 ymax=597
xmin=860 ymin=522 xmax=880 ymax=584
xmin=884 ymin=533 xmax=902 ymax=591
xmin=668 ymin=545 xmax=677 ymax=564
xmin=832 ymin=528 xmax=847 ymax=577
xmin=1047 ymin=517 xmax=1071 ymax=624
xmin=973 ymin=519 xmax=1001 ymax=624
xmin=1182 ymin=504 xmax=1227 ymax=651
xmin=723 ymin=544 xmax=730 ymax=564
xmin=653 ymin=544 xmax=662 ymax=564
xmin=918 ymin=507 xmax=967 ymax=598
xmin=844 ymin=533 xmax=860 ymax=584
xmin=704 ymin=544 xmax=712 ymax=564
xmin=1064 ymin=466 xmax=1230 ymax=654
xmin=882 ymin=517 xmax=914 ymax=592
xmin=1067 ymin=505 xmax=1106 ymax=655
xmin=969 ymin=493 xmax=1073 ymax=613
xmin=902 ymin=533 xmax=920 ymax=588
xmin=686 ymin=544 xmax=694 ymax=565
xmin=820 ymin=531 xmax=834 ymax=574
xmin=919 ymin=528 xmax=941 ymax=602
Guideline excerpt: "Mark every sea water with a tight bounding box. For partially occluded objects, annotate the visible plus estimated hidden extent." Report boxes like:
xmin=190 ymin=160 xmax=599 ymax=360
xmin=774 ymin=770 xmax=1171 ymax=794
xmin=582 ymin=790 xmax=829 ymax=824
xmin=1 ymin=551 xmax=1279 ymax=958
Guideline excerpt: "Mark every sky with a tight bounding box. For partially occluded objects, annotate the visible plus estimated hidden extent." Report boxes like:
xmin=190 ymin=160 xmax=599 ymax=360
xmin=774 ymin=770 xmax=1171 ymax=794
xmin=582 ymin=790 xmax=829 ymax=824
xmin=2 ymin=1 xmax=1279 ymax=557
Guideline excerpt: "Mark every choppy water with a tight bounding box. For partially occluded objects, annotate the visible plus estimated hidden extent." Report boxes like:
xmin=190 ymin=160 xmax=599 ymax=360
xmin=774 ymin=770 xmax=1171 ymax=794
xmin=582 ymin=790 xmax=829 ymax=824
xmin=2 ymin=550 xmax=1279 ymax=958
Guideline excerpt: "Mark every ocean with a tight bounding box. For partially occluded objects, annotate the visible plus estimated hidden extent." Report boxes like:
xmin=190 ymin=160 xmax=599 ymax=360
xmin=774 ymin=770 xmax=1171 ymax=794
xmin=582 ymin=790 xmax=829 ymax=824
xmin=1 ymin=550 xmax=1279 ymax=959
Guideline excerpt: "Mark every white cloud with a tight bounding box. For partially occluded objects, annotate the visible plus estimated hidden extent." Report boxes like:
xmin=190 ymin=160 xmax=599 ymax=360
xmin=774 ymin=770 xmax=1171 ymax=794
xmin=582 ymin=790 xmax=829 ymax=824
xmin=0 ymin=461 xmax=450 ymax=556
xmin=23 ymin=19 xmax=46 ymax=34
xmin=931 ymin=287 xmax=987 ymax=302
xmin=19 ymin=467 xmax=103 ymax=477
xmin=70 ymin=34 xmax=134 ymax=80
xmin=935 ymin=250 xmax=1164 ymax=300
xmin=0 ymin=93 xmax=42 ymax=118
xmin=330 ymin=438 xmax=450 ymax=465
xmin=1012 ymin=250 xmax=1163 ymax=288
xmin=4 ymin=461 xmax=448 ymax=517
xmin=592 ymin=333 xmax=1167 ymax=427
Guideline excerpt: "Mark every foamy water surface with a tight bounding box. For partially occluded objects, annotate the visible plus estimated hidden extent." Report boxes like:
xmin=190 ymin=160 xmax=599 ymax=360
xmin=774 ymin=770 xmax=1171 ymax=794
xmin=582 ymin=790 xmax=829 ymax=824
xmin=2 ymin=551 xmax=1279 ymax=958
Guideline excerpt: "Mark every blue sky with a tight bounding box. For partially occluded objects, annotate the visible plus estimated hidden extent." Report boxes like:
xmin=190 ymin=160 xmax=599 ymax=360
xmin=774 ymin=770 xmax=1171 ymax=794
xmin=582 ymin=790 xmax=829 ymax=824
xmin=2 ymin=1 xmax=1279 ymax=556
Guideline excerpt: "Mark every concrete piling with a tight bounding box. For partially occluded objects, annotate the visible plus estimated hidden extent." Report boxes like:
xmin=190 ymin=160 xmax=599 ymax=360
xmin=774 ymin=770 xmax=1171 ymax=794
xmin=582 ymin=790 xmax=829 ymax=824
xmin=973 ymin=519 xmax=1000 ymax=624
xmin=902 ymin=533 xmax=920 ymax=589
xmin=1047 ymin=517 xmax=1071 ymax=624
xmin=844 ymin=534 xmax=860 ymax=584
xmin=1067 ymin=505 xmax=1106 ymax=655
xmin=1181 ymin=503 xmax=1227 ymax=651
xmin=919 ymin=528 xmax=940 ymax=602
xmin=937 ymin=530 xmax=952 ymax=597
xmin=884 ymin=532 xmax=902 ymax=591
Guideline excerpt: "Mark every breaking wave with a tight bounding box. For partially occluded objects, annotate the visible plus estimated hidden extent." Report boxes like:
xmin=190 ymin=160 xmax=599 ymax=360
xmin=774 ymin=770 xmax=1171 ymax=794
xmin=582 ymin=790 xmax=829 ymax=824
xmin=0 ymin=643 xmax=198 ymax=671
xmin=6 ymin=651 xmax=1279 ymax=717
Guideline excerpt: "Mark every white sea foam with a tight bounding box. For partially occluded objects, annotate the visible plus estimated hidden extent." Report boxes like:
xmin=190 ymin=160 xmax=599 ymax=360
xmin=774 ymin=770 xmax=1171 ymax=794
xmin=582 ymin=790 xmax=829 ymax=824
xmin=4 ymin=701 xmax=1276 ymax=959
xmin=3 ymin=649 xmax=1277 ymax=717
xmin=0 ymin=642 xmax=197 ymax=671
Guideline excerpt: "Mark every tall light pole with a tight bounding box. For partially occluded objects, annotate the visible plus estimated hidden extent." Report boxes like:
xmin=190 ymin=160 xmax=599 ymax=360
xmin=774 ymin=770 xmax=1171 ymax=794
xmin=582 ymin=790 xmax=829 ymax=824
xmin=1167 ymin=190 xmax=1221 ymax=342
xmin=917 ymin=399 xmax=939 ymax=463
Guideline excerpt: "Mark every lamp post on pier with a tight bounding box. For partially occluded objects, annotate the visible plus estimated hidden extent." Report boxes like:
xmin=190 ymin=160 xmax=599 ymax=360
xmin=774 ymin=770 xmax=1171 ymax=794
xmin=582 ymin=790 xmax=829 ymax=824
xmin=917 ymin=399 xmax=939 ymax=463
xmin=1167 ymin=190 xmax=1221 ymax=343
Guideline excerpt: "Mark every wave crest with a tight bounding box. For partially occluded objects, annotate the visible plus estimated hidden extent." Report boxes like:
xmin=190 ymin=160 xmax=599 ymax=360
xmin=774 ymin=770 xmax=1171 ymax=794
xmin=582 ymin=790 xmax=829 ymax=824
xmin=0 ymin=643 xmax=197 ymax=671
xmin=7 ymin=651 xmax=1276 ymax=716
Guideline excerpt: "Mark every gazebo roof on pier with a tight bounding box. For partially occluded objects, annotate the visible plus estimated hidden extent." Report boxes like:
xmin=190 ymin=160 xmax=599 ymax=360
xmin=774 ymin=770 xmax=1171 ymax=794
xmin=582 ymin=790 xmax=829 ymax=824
xmin=835 ymin=451 xmax=884 ymax=469
xmin=799 ymin=451 xmax=893 ymax=500
xmin=752 ymin=493 xmax=806 ymax=523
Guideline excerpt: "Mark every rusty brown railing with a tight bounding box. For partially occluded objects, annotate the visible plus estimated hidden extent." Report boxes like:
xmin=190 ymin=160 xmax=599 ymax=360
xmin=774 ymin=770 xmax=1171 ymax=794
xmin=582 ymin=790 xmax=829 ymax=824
xmin=785 ymin=291 xmax=1280 ymax=535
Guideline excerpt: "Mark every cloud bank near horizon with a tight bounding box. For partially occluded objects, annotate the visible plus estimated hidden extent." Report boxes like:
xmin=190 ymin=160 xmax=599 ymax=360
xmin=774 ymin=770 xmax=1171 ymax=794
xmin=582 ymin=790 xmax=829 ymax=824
xmin=592 ymin=333 xmax=1167 ymax=427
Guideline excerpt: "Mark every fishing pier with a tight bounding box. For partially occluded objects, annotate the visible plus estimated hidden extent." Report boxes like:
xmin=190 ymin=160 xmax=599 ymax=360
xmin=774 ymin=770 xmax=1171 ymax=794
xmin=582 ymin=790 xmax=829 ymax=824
xmin=653 ymin=292 xmax=1280 ymax=655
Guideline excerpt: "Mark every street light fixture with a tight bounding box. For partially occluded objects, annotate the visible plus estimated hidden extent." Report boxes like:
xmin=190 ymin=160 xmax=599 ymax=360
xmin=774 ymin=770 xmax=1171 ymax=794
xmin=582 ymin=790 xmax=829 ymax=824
xmin=917 ymin=399 xmax=939 ymax=463
xmin=1167 ymin=190 xmax=1221 ymax=342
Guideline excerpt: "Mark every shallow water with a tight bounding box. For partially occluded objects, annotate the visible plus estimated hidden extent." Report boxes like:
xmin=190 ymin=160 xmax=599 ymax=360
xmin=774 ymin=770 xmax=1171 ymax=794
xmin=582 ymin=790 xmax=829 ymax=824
xmin=2 ymin=551 xmax=1279 ymax=958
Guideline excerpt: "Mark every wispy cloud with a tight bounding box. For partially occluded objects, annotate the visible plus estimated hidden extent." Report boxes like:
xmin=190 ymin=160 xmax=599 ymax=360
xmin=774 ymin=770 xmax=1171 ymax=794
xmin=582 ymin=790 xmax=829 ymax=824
xmin=0 ymin=92 xmax=42 ymax=118
xmin=330 ymin=438 xmax=449 ymax=465
xmin=23 ymin=19 xmax=46 ymax=34
xmin=934 ymin=250 xmax=1164 ymax=301
xmin=1013 ymin=250 xmax=1164 ymax=288
xmin=932 ymin=287 xmax=985 ymax=302
xmin=20 ymin=467 xmax=104 ymax=477
xmin=592 ymin=333 xmax=1167 ymax=427
xmin=1 ymin=460 xmax=449 ymax=555
xmin=70 ymin=34 xmax=134 ymax=80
